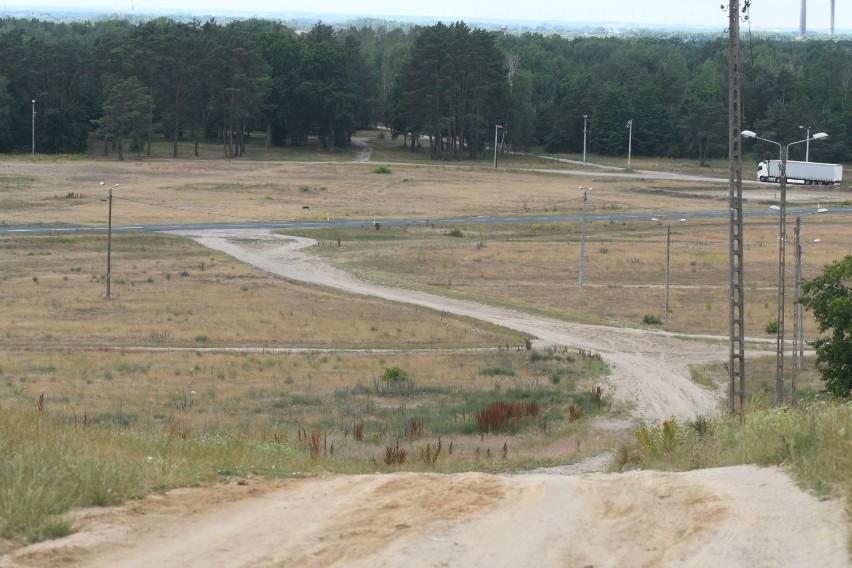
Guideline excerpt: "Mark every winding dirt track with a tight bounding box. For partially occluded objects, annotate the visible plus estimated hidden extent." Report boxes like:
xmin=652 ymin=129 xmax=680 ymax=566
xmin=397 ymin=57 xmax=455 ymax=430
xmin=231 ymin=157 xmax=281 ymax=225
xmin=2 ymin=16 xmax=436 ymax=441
xmin=172 ymin=228 xmax=725 ymax=423
xmin=2 ymin=228 xmax=848 ymax=568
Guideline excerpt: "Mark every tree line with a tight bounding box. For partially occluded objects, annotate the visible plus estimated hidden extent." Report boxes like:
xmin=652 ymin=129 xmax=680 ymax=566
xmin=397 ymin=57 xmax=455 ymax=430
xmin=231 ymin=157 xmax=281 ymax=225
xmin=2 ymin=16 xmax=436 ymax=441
xmin=2 ymin=16 xmax=851 ymax=163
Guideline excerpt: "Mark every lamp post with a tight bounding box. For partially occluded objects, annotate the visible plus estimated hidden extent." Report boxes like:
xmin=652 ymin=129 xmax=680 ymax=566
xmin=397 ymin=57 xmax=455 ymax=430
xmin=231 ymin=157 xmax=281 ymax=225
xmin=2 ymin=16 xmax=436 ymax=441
xmin=798 ymin=125 xmax=811 ymax=161
xmin=31 ymin=99 xmax=36 ymax=155
xmin=493 ymin=124 xmax=504 ymax=169
xmin=582 ymin=114 xmax=588 ymax=165
xmin=578 ymin=186 xmax=591 ymax=288
xmin=100 ymin=182 xmax=118 ymax=299
xmin=625 ymin=119 xmax=633 ymax=170
xmin=742 ymin=129 xmax=828 ymax=406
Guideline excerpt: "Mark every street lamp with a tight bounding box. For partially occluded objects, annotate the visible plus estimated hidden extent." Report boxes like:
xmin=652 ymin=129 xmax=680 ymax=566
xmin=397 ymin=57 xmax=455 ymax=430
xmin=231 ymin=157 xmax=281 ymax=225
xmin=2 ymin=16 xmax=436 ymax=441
xmin=31 ymin=99 xmax=36 ymax=155
xmin=744 ymin=129 xmax=828 ymax=406
xmin=578 ymin=187 xmax=591 ymax=288
xmin=625 ymin=119 xmax=633 ymax=170
xmin=582 ymin=114 xmax=588 ymax=165
xmin=100 ymin=182 xmax=118 ymax=299
xmin=798 ymin=126 xmax=811 ymax=161
xmin=493 ymin=124 xmax=505 ymax=169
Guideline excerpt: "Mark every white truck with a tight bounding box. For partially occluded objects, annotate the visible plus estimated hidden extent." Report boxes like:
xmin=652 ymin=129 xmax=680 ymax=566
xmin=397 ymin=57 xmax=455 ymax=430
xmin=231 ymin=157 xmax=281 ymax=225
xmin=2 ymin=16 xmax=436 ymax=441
xmin=756 ymin=160 xmax=843 ymax=185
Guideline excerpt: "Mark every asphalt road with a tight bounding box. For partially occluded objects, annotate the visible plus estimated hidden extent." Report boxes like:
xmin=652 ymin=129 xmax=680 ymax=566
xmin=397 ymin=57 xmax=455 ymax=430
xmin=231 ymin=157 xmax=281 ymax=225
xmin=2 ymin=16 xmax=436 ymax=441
xmin=2 ymin=206 xmax=850 ymax=235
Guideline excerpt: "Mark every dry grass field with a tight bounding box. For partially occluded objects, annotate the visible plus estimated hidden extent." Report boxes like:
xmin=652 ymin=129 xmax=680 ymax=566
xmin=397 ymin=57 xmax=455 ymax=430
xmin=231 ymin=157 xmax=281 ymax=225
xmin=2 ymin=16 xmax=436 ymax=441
xmin=1 ymin=137 xmax=849 ymax=413
xmin=0 ymin=136 xmax=850 ymax=551
xmin=295 ymin=213 xmax=848 ymax=338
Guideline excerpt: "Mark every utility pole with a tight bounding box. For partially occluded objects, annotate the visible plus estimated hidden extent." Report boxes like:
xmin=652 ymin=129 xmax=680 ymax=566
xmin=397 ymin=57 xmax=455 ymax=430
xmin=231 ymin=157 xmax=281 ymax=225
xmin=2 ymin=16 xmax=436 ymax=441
xmin=578 ymin=187 xmax=590 ymax=288
xmin=493 ymin=124 xmax=504 ymax=169
xmin=582 ymin=114 xmax=588 ymax=165
xmin=776 ymin=153 xmax=789 ymax=406
xmin=31 ymin=99 xmax=36 ymax=155
xmin=792 ymin=214 xmax=823 ymax=406
xmin=792 ymin=217 xmax=802 ymax=407
xmin=799 ymin=126 xmax=810 ymax=161
xmin=625 ymin=119 xmax=633 ymax=170
xmin=728 ymin=0 xmax=747 ymax=415
xmin=101 ymin=182 xmax=118 ymax=299
xmin=664 ymin=224 xmax=671 ymax=323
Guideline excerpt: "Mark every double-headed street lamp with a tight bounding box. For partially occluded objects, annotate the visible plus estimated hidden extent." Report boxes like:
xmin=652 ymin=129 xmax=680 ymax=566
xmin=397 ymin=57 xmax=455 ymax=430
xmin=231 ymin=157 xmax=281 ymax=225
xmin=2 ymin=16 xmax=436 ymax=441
xmin=578 ymin=186 xmax=591 ymax=288
xmin=741 ymin=129 xmax=828 ymax=406
xmin=100 ymin=182 xmax=119 ymax=299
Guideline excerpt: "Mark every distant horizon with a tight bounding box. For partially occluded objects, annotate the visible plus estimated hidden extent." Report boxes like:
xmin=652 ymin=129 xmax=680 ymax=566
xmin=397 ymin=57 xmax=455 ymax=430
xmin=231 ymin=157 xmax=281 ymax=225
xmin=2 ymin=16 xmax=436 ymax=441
xmin=8 ymin=0 xmax=852 ymax=34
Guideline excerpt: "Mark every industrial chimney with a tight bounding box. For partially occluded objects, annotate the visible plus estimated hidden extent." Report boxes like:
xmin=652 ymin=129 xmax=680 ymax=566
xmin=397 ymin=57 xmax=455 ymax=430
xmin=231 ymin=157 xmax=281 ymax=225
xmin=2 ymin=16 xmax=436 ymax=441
xmin=799 ymin=0 xmax=806 ymax=36
xmin=830 ymin=0 xmax=835 ymax=34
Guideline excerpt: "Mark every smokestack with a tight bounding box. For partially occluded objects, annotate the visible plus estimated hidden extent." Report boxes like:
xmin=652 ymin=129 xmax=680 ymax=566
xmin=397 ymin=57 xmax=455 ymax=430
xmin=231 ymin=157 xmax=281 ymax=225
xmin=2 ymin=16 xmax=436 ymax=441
xmin=830 ymin=0 xmax=835 ymax=35
xmin=799 ymin=0 xmax=806 ymax=37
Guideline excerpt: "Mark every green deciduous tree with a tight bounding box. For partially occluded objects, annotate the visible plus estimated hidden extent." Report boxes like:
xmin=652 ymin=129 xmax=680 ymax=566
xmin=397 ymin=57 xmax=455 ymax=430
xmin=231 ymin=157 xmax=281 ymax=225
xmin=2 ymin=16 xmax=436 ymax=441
xmin=799 ymin=255 xmax=852 ymax=398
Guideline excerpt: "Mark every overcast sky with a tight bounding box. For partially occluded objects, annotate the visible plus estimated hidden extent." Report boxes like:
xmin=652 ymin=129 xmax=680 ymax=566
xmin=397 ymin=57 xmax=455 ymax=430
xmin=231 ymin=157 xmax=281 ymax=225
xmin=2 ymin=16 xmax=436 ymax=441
xmin=15 ymin=0 xmax=852 ymax=32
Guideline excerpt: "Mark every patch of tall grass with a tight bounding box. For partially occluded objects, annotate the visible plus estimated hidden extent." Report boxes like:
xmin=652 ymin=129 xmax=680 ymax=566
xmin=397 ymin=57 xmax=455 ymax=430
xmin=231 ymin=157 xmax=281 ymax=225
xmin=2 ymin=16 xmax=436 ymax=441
xmin=617 ymin=399 xmax=852 ymax=505
xmin=0 ymin=405 xmax=308 ymax=544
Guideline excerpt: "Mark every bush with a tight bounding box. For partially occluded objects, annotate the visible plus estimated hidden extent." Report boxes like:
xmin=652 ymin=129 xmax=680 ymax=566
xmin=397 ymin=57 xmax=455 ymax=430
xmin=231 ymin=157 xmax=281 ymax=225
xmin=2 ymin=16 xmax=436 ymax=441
xmin=372 ymin=165 xmax=391 ymax=174
xmin=643 ymin=314 xmax=662 ymax=325
xmin=764 ymin=319 xmax=778 ymax=334
xmin=474 ymin=400 xmax=539 ymax=434
xmin=381 ymin=366 xmax=408 ymax=382
xmin=448 ymin=228 xmax=463 ymax=237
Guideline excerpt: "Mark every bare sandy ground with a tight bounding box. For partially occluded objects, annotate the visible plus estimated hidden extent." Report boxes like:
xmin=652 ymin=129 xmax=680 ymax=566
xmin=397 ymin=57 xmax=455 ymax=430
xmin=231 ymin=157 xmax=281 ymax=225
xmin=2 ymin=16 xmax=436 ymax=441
xmin=2 ymin=467 xmax=847 ymax=567
xmin=2 ymin=228 xmax=848 ymax=567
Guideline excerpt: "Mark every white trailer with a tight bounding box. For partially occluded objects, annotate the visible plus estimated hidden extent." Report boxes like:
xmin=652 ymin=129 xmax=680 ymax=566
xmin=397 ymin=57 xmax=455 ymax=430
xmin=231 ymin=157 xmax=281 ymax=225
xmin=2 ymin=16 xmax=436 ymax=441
xmin=756 ymin=160 xmax=843 ymax=185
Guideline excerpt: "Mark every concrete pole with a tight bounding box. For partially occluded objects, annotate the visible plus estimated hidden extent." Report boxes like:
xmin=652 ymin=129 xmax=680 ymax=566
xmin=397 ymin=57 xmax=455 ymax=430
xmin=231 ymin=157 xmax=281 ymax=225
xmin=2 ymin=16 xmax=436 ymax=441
xmin=664 ymin=225 xmax=671 ymax=323
xmin=775 ymin=148 xmax=788 ymax=406
xmin=493 ymin=124 xmax=500 ymax=169
xmin=106 ymin=185 xmax=113 ymax=298
xmin=626 ymin=119 xmax=633 ymax=170
xmin=579 ymin=187 xmax=590 ymax=288
xmin=792 ymin=216 xmax=801 ymax=407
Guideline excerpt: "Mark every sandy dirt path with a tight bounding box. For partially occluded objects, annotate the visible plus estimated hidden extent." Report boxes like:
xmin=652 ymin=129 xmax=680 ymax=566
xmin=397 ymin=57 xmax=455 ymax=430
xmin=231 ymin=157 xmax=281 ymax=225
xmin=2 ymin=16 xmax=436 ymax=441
xmin=2 ymin=467 xmax=847 ymax=567
xmin=171 ymin=228 xmax=725 ymax=423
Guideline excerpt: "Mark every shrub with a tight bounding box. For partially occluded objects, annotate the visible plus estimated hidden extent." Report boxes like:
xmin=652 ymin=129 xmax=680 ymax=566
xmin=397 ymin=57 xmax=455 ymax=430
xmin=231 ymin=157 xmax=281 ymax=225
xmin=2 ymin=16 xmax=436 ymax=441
xmin=381 ymin=366 xmax=408 ymax=382
xmin=643 ymin=314 xmax=662 ymax=325
xmin=479 ymin=366 xmax=514 ymax=377
xmin=568 ymin=404 xmax=584 ymax=422
xmin=448 ymin=228 xmax=463 ymax=237
xmin=383 ymin=440 xmax=407 ymax=465
xmin=474 ymin=400 xmax=539 ymax=434
xmin=764 ymin=319 xmax=778 ymax=334
xmin=372 ymin=165 xmax=391 ymax=174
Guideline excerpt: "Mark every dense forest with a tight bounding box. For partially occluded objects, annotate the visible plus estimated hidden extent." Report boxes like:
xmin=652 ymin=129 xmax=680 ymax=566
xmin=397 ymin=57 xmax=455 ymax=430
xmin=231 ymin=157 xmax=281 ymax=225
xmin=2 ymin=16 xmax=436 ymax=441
xmin=1 ymin=16 xmax=851 ymax=163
